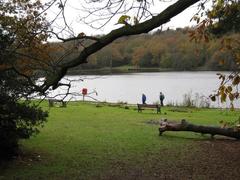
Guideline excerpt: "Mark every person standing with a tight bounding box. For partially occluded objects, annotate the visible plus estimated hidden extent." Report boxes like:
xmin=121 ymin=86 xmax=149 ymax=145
xmin=159 ymin=92 xmax=165 ymax=106
xmin=142 ymin=93 xmax=146 ymax=104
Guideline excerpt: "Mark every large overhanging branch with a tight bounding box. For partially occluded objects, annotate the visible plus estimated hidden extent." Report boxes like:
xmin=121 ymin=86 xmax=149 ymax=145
xmin=47 ymin=0 xmax=201 ymax=90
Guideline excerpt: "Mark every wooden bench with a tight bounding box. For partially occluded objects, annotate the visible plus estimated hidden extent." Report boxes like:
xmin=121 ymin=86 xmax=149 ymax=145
xmin=48 ymin=99 xmax=67 ymax=107
xmin=137 ymin=104 xmax=161 ymax=114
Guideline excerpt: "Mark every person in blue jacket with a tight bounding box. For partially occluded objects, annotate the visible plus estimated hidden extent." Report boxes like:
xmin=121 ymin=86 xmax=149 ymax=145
xmin=142 ymin=93 xmax=146 ymax=104
xmin=159 ymin=92 xmax=165 ymax=106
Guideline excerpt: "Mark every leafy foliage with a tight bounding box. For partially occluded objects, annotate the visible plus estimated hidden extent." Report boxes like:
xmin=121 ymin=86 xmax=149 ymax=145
xmin=208 ymin=0 xmax=240 ymax=35
xmin=0 ymin=2 xmax=48 ymax=158
xmin=0 ymin=64 xmax=48 ymax=158
xmin=0 ymin=93 xmax=48 ymax=158
xmin=188 ymin=0 xmax=240 ymax=107
xmin=207 ymin=1 xmax=240 ymax=107
xmin=0 ymin=0 xmax=54 ymax=92
xmin=117 ymin=15 xmax=131 ymax=25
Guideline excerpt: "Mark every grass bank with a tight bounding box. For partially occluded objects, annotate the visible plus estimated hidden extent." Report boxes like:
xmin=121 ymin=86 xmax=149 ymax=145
xmin=1 ymin=102 xmax=240 ymax=179
xmin=68 ymin=65 xmax=216 ymax=75
xmin=68 ymin=66 xmax=174 ymax=75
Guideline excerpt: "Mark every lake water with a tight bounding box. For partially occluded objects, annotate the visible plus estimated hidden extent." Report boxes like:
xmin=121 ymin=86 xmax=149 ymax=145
xmin=50 ymin=71 xmax=237 ymax=108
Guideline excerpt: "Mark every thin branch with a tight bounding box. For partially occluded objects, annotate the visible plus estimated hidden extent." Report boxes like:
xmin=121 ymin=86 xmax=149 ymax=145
xmin=49 ymin=31 xmax=100 ymax=42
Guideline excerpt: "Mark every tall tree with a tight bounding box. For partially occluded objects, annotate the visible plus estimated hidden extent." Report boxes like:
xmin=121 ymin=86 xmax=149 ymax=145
xmin=0 ymin=0 xmax=51 ymax=157
xmin=0 ymin=26 xmax=47 ymax=158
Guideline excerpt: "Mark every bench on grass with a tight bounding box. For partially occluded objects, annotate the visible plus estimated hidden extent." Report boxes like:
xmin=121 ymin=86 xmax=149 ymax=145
xmin=48 ymin=99 xmax=67 ymax=107
xmin=137 ymin=104 xmax=161 ymax=114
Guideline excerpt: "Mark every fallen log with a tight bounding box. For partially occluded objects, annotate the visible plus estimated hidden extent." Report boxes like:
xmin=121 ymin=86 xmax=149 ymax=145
xmin=159 ymin=119 xmax=240 ymax=140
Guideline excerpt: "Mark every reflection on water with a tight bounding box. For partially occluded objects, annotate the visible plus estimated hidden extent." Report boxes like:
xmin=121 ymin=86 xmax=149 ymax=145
xmin=49 ymin=71 xmax=238 ymax=108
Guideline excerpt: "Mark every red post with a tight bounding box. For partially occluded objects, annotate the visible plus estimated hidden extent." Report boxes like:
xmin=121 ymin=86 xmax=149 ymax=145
xmin=82 ymin=88 xmax=88 ymax=101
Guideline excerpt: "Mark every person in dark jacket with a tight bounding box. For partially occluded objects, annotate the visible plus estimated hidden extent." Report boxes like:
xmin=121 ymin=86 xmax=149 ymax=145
xmin=159 ymin=92 xmax=165 ymax=106
xmin=142 ymin=93 xmax=146 ymax=104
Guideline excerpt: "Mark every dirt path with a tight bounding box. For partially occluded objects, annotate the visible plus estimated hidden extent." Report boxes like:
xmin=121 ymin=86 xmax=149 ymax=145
xmin=1 ymin=138 xmax=240 ymax=180
xmin=99 ymin=139 xmax=240 ymax=180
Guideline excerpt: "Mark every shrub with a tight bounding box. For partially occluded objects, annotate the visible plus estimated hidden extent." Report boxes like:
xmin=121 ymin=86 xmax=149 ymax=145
xmin=0 ymin=94 xmax=48 ymax=159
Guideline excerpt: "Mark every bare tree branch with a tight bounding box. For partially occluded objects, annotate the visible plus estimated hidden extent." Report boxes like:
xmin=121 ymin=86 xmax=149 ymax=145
xmin=49 ymin=31 xmax=100 ymax=42
xmin=40 ymin=0 xmax=201 ymax=91
xmin=5 ymin=0 xmax=200 ymax=93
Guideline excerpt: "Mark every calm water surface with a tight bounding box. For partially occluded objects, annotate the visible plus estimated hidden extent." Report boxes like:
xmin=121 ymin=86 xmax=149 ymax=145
xmin=51 ymin=71 xmax=237 ymax=108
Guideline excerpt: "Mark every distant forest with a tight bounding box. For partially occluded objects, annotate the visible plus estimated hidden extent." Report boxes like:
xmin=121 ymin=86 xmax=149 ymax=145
xmin=58 ymin=28 xmax=239 ymax=73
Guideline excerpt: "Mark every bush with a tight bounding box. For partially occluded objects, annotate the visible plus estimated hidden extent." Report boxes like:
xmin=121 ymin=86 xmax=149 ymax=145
xmin=0 ymin=94 xmax=48 ymax=159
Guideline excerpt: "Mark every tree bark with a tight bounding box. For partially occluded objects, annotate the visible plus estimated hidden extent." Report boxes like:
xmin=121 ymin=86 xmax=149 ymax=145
xmin=159 ymin=119 xmax=240 ymax=139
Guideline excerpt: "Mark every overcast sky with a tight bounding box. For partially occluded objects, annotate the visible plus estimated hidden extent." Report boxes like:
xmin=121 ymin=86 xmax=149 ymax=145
xmin=47 ymin=0 xmax=208 ymax=37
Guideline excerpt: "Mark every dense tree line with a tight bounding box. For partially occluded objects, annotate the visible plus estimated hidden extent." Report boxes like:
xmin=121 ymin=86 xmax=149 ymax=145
xmin=69 ymin=28 xmax=238 ymax=72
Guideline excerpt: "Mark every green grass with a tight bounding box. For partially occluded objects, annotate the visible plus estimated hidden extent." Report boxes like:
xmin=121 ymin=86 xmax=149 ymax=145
xmin=1 ymin=102 xmax=239 ymax=179
xmin=69 ymin=65 xmax=174 ymax=75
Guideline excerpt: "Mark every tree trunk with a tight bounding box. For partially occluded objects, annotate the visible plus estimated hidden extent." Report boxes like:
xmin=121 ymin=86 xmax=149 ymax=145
xmin=159 ymin=119 xmax=240 ymax=139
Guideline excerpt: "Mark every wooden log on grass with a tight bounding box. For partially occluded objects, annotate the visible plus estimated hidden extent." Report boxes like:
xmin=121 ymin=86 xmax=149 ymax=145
xmin=159 ymin=119 xmax=240 ymax=140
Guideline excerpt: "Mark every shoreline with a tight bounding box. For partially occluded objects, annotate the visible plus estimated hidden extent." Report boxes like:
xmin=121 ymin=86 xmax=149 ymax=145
xmin=67 ymin=68 xmax=231 ymax=75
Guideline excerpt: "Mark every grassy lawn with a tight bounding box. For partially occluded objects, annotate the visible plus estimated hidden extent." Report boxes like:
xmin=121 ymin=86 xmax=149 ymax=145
xmin=1 ymin=102 xmax=240 ymax=179
xmin=69 ymin=65 xmax=174 ymax=75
